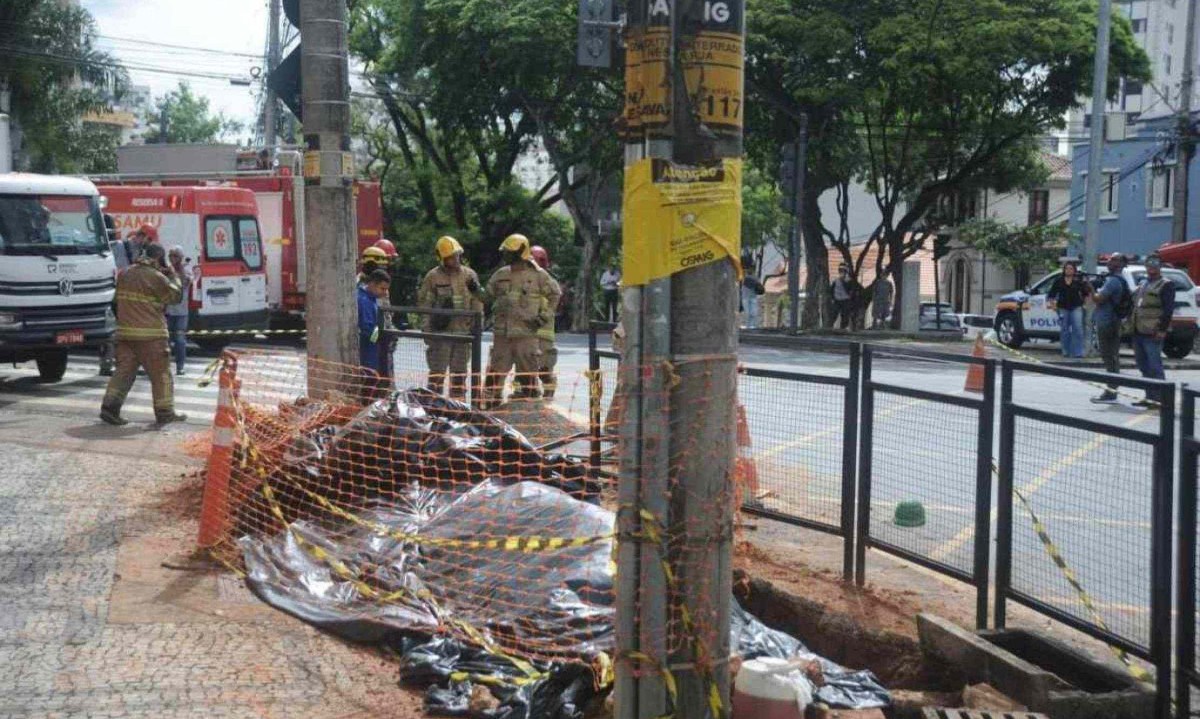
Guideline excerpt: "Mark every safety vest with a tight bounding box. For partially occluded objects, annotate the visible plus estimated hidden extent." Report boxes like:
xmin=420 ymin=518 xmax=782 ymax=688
xmin=1133 ymin=277 xmax=1172 ymax=336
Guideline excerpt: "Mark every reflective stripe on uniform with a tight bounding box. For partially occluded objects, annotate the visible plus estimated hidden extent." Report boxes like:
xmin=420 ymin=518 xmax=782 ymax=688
xmin=116 ymin=327 xmax=169 ymax=339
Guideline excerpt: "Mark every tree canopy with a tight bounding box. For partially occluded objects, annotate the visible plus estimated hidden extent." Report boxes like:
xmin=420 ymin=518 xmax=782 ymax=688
xmin=143 ymin=82 xmax=243 ymax=145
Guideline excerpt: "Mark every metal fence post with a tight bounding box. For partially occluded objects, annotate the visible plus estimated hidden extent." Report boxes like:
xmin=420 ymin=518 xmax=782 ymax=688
xmin=854 ymin=345 xmax=874 ymax=587
xmin=1177 ymin=388 xmax=1197 ymax=716
xmin=588 ymin=322 xmax=602 ymax=473
xmin=471 ymin=311 xmax=483 ymax=409
xmin=994 ymin=361 xmax=1015 ymax=630
xmin=1151 ymin=381 xmax=1175 ymax=719
xmin=842 ymin=342 xmax=861 ymax=583
xmin=973 ymin=359 xmax=996 ymax=629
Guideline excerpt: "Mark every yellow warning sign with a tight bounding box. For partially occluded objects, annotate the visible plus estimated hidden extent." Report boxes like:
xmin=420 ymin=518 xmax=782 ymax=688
xmin=623 ymin=29 xmax=744 ymax=138
xmin=622 ymin=158 xmax=742 ymax=286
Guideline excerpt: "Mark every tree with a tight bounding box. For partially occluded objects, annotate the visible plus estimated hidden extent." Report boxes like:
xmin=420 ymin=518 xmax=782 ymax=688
xmin=740 ymin=162 xmax=791 ymax=277
xmin=0 ymin=0 xmax=127 ymax=171
xmin=143 ymin=82 xmax=243 ymax=144
xmin=957 ymin=217 xmax=1074 ymax=289
xmin=748 ymin=0 xmax=1149 ymax=328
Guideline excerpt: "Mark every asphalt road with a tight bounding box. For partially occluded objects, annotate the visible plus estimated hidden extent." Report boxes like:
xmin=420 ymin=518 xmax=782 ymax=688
xmin=0 ymin=331 xmax=1191 ymax=656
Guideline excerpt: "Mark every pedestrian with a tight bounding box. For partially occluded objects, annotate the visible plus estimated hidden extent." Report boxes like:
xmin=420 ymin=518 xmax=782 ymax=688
xmin=165 ymin=246 xmax=193 ymax=376
xmin=740 ymin=259 xmax=765 ymax=329
xmin=100 ymin=243 xmax=186 ymax=427
xmin=484 ymin=234 xmax=560 ymax=406
xmin=600 ymin=263 xmax=621 ymax=322
xmin=830 ymin=265 xmax=858 ymax=330
xmin=872 ymin=276 xmax=893 ymax=329
xmin=417 ymin=235 xmax=484 ymax=400
xmin=98 ymin=214 xmax=120 ymax=377
xmin=1046 ymin=260 xmax=1091 ymax=359
xmin=530 ymin=245 xmax=560 ymax=398
xmin=1131 ymin=255 xmax=1176 ymax=408
xmin=358 ymin=269 xmax=392 ymax=377
xmin=1090 ymin=253 xmax=1131 ymax=404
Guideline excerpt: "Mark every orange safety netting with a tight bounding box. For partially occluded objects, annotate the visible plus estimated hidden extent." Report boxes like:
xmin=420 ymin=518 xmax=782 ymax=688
xmin=196 ymin=348 xmax=742 ymax=711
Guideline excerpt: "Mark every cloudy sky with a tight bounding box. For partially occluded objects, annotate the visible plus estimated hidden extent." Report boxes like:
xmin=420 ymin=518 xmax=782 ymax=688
xmin=83 ymin=0 xmax=271 ymax=135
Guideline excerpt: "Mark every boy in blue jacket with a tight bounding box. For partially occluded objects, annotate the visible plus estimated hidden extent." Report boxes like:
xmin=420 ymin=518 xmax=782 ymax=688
xmin=358 ymin=270 xmax=392 ymax=373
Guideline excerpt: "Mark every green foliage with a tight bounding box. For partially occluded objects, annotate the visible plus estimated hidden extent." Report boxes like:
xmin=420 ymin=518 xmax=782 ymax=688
xmin=957 ymin=217 xmax=1074 ymax=282
xmin=143 ymin=82 xmax=243 ymax=144
xmin=0 ymin=0 xmax=128 ymax=172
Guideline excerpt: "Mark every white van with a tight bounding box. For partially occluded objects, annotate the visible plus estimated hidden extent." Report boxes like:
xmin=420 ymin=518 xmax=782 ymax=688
xmin=0 ymin=175 xmax=117 ymax=381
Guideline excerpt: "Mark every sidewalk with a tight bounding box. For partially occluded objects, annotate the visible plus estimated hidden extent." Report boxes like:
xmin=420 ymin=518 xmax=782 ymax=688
xmin=0 ymin=413 xmax=424 ymax=718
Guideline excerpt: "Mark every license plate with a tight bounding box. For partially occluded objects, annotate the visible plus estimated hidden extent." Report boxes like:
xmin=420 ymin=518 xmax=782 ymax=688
xmin=55 ymin=330 xmax=84 ymax=345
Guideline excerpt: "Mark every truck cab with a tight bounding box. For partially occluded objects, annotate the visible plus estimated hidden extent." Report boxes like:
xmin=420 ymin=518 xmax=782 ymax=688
xmin=0 ymin=174 xmax=117 ymax=381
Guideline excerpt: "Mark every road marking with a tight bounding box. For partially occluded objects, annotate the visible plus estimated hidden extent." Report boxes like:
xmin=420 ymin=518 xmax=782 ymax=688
xmin=753 ymin=394 xmax=925 ymax=462
xmin=928 ymin=411 xmax=1154 ymax=563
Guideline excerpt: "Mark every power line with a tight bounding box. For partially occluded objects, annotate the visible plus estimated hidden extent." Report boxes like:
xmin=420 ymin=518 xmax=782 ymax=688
xmin=93 ymin=33 xmax=261 ymax=60
xmin=0 ymin=45 xmax=254 ymax=84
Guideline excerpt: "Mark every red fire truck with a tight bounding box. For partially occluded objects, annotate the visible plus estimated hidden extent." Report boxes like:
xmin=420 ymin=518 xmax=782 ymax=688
xmin=95 ymin=147 xmax=385 ymax=326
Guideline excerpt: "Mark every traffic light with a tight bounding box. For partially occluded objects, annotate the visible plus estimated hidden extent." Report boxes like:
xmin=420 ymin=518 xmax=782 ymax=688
xmin=270 ymin=0 xmax=303 ymax=119
xmin=779 ymin=142 xmax=797 ymax=214
xmin=577 ymin=0 xmax=614 ymax=68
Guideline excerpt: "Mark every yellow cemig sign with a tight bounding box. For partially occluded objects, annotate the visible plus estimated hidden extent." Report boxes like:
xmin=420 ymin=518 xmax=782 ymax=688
xmin=622 ymin=158 xmax=743 ymax=286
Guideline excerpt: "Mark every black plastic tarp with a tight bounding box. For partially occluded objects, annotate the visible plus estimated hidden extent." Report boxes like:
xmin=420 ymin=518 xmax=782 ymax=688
xmin=239 ymin=392 xmax=889 ymax=717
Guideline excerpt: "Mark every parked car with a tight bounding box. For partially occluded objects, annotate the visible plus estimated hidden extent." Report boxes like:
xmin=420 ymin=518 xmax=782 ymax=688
xmin=993 ymin=265 xmax=1200 ymax=358
xmin=919 ymin=302 xmax=965 ymax=333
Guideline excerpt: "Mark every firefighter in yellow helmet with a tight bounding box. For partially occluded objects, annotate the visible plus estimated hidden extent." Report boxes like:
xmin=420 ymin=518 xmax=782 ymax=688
xmin=484 ymin=233 xmax=560 ymax=405
xmin=359 ymin=245 xmax=389 ymax=282
xmin=528 ymin=245 xmax=559 ymax=398
xmin=418 ymin=236 xmax=484 ymax=399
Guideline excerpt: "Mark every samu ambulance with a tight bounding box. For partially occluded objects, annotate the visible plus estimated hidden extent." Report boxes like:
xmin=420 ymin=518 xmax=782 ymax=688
xmin=98 ymin=185 xmax=268 ymax=349
xmin=0 ymin=174 xmax=117 ymax=381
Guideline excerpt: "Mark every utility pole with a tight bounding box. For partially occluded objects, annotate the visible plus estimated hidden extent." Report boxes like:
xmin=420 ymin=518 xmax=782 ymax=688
xmin=1171 ymin=0 xmax=1198 ymax=244
xmin=614 ymin=1 xmax=742 ymax=717
xmin=0 ymin=84 xmax=11 ymax=173
xmin=300 ymin=0 xmax=358 ymax=377
xmin=1083 ymin=0 xmax=1113 ymax=353
xmin=788 ymin=114 xmax=808 ymax=334
xmin=264 ymin=0 xmax=282 ymax=149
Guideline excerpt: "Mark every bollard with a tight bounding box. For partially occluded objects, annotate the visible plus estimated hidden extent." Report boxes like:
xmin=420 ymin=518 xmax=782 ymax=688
xmin=197 ymin=351 xmax=240 ymax=548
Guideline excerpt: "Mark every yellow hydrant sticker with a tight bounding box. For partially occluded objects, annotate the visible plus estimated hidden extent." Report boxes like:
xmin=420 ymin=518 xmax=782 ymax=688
xmin=622 ymin=158 xmax=743 ymax=286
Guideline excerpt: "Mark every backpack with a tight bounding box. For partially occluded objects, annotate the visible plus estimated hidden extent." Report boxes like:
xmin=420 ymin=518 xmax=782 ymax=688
xmin=1114 ymin=279 xmax=1133 ymax=320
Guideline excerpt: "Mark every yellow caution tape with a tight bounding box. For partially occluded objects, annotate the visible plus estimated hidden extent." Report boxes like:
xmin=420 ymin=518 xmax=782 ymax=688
xmin=985 ymin=335 xmax=1157 ymax=407
xmin=187 ymin=328 xmax=307 ymax=337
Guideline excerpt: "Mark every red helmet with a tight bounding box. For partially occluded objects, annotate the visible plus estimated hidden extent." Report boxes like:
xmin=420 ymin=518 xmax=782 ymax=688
xmin=373 ymin=238 xmax=398 ymax=257
xmin=530 ymin=245 xmax=550 ymax=269
xmin=135 ymin=224 xmax=159 ymax=243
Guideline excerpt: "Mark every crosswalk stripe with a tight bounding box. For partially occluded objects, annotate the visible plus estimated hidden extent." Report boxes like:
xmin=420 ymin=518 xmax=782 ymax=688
xmin=0 ymin=395 xmax=215 ymax=424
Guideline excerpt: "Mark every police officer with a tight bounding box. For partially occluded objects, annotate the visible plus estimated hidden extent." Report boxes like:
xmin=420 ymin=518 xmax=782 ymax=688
xmin=1131 ymin=254 xmax=1177 ymax=407
xmin=418 ymin=236 xmax=484 ymax=399
xmin=100 ymin=243 xmax=186 ymax=426
xmin=529 ymin=245 xmax=559 ymax=399
xmin=485 ymin=234 xmax=560 ymax=406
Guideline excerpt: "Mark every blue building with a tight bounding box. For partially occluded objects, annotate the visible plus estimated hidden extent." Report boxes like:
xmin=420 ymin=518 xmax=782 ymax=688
xmin=1068 ymin=117 xmax=1200 ymax=258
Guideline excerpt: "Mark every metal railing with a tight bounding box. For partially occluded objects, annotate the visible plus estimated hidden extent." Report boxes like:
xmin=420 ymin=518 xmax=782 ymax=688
xmin=1178 ymin=387 xmax=1200 ymax=716
xmin=996 ymin=359 xmax=1174 ymax=718
xmin=381 ymin=304 xmax=483 ymax=406
xmin=855 ymin=344 xmax=996 ymax=628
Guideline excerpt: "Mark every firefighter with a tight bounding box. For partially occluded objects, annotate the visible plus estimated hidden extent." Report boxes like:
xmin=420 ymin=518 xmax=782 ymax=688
xmin=360 ymin=245 xmax=389 ymax=281
xmin=100 ymin=243 xmax=185 ymax=427
xmin=373 ymin=238 xmax=410 ymax=330
xmin=529 ymin=244 xmax=559 ymax=399
xmin=484 ymin=234 xmax=560 ymax=406
xmin=418 ymin=235 xmax=484 ymax=399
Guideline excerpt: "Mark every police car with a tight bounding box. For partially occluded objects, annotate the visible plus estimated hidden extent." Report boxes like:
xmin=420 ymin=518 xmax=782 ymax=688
xmin=993 ymin=264 xmax=1200 ymax=358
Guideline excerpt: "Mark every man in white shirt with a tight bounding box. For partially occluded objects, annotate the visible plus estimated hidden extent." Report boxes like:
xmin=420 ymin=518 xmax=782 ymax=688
xmin=600 ymin=264 xmax=621 ymax=322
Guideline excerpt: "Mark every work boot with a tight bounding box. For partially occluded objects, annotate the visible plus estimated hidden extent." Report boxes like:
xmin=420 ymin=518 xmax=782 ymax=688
xmin=154 ymin=411 xmax=189 ymax=426
xmin=100 ymin=407 xmax=128 ymax=426
xmin=1090 ymin=390 xmax=1119 ymax=404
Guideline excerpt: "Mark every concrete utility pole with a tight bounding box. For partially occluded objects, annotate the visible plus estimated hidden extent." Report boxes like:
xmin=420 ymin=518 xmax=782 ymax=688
xmin=1083 ymin=0 xmax=1113 ymax=353
xmin=614 ymin=1 xmax=741 ymax=717
xmin=0 ymin=85 xmax=11 ymax=173
xmin=1171 ymin=0 xmax=1198 ymax=244
xmin=788 ymin=114 xmax=808 ymax=334
xmin=300 ymin=0 xmax=358 ymax=375
xmin=264 ymin=0 xmax=282 ymax=148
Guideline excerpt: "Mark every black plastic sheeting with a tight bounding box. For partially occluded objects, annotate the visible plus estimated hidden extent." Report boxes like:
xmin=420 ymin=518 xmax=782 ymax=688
xmin=239 ymin=391 xmax=889 ymax=718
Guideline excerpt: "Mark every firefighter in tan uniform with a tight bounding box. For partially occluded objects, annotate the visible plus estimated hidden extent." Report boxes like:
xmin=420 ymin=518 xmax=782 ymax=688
xmin=418 ymin=236 xmax=484 ymax=399
xmin=529 ymin=245 xmax=559 ymax=399
xmin=100 ymin=243 xmax=186 ymax=426
xmin=484 ymin=234 xmax=560 ymax=405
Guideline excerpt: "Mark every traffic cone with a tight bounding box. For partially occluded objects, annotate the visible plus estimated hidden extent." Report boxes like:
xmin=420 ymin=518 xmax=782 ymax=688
xmin=964 ymin=333 xmax=987 ymax=393
xmin=198 ymin=352 xmax=240 ymax=548
xmin=734 ymin=403 xmax=761 ymax=507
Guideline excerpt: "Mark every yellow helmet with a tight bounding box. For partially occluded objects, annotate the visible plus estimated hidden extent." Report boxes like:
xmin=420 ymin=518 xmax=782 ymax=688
xmin=435 ymin=235 xmax=464 ymax=260
xmin=361 ymin=245 xmax=388 ymax=263
xmin=500 ymin=233 xmax=532 ymax=261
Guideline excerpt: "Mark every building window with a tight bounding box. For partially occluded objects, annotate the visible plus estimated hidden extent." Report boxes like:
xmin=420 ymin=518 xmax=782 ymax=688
xmin=1103 ymin=171 xmax=1120 ymax=215
xmin=1165 ymin=54 xmax=1173 ymax=75
xmin=1028 ymin=189 xmax=1050 ymax=225
xmin=1167 ymin=23 xmax=1175 ymax=44
xmin=1147 ymin=164 xmax=1174 ymax=212
xmin=1125 ymin=79 xmax=1143 ymax=95
xmin=1131 ymin=18 xmax=1147 ymax=33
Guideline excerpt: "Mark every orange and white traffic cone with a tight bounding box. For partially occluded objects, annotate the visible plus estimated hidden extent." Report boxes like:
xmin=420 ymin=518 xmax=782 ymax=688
xmin=198 ymin=352 xmax=240 ymax=548
xmin=734 ymin=403 xmax=761 ymax=507
xmin=964 ymin=333 xmax=987 ymax=393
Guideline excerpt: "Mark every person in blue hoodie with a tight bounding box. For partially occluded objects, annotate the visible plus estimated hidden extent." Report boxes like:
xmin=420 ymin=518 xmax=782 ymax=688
xmin=358 ymin=269 xmax=392 ymax=374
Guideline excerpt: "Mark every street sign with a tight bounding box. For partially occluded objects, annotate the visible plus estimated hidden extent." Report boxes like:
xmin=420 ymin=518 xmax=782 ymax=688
xmin=577 ymin=0 xmax=614 ymax=68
